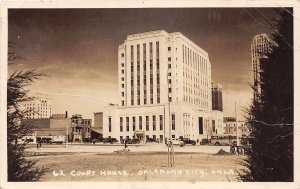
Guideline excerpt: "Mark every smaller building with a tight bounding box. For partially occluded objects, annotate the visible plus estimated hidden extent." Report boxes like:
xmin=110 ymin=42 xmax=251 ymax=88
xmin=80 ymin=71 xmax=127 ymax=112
xmin=71 ymin=114 xmax=92 ymax=142
xmin=94 ymin=112 xmax=103 ymax=134
xmin=21 ymin=94 xmax=52 ymax=119
xmin=223 ymin=117 xmax=250 ymax=136
xmin=211 ymin=83 xmax=223 ymax=111
xmin=22 ymin=112 xmax=92 ymax=143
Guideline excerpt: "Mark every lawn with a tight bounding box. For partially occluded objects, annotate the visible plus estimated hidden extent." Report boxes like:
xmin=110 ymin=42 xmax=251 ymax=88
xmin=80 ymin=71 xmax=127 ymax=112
xmin=30 ymin=151 xmax=246 ymax=182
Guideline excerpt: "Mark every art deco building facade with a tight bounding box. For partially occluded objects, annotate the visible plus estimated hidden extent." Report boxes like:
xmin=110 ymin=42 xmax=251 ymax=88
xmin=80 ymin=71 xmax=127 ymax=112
xmin=251 ymin=34 xmax=272 ymax=100
xmin=103 ymin=30 xmax=222 ymax=142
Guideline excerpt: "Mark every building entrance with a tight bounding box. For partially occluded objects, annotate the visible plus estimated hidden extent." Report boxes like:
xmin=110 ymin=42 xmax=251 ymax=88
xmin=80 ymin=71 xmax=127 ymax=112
xmin=134 ymin=131 xmax=145 ymax=143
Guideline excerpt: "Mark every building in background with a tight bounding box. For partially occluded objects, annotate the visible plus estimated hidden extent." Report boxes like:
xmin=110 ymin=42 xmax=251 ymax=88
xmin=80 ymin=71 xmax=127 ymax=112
xmin=102 ymin=30 xmax=223 ymax=142
xmin=91 ymin=112 xmax=104 ymax=140
xmin=93 ymin=112 xmax=103 ymax=133
xmin=251 ymin=34 xmax=272 ymax=101
xmin=71 ymin=114 xmax=92 ymax=142
xmin=223 ymin=117 xmax=250 ymax=136
xmin=211 ymin=83 xmax=223 ymax=111
xmin=22 ymin=112 xmax=92 ymax=143
xmin=21 ymin=94 xmax=52 ymax=119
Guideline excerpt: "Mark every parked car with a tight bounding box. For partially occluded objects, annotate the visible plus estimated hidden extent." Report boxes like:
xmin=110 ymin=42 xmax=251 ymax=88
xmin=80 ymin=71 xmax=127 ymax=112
xmin=200 ymin=138 xmax=211 ymax=145
xmin=182 ymin=138 xmax=196 ymax=145
xmin=166 ymin=138 xmax=185 ymax=147
xmin=37 ymin=137 xmax=52 ymax=144
xmin=146 ymin=138 xmax=156 ymax=143
xmin=211 ymin=135 xmax=238 ymax=146
xmin=126 ymin=138 xmax=140 ymax=144
xmin=103 ymin=138 xmax=119 ymax=144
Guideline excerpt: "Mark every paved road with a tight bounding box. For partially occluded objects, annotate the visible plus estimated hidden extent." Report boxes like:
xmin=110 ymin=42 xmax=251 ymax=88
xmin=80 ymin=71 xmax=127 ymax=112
xmin=27 ymin=143 xmax=230 ymax=154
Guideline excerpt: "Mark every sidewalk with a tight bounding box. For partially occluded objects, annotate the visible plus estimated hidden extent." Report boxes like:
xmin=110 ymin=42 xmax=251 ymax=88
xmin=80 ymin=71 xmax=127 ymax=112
xmin=27 ymin=144 xmax=230 ymax=154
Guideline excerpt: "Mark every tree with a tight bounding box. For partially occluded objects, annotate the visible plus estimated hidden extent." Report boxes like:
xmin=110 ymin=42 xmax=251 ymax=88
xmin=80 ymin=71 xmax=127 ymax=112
xmin=240 ymin=9 xmax=293 ymax=182
xmin=7 ymin=43 xmax=48 ymax=181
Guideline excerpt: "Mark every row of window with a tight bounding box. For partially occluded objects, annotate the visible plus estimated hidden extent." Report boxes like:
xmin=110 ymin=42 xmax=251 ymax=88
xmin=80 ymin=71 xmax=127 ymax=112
xmin=182 ymin=45 xmax=208 ymax=74
xmin=72 ymin=119 xmax=91 ymax=125
xmin=121 ymin=42 xmax=161 ymax=106
xmin=182 ymin=45 xmax=210 ymax=107
xmin=108 ymin=114 xmax=176 ymax=132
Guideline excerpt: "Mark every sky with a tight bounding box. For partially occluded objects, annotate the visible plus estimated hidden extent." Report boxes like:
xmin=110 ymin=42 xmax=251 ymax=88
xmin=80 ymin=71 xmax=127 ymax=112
xmin=8 ymin=8 xmax=280 ymax=121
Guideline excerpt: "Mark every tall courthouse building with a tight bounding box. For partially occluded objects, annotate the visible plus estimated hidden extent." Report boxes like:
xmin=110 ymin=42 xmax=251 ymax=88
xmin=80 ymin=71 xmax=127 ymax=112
xmin=103 ymin=30 xmax=223 ymax=142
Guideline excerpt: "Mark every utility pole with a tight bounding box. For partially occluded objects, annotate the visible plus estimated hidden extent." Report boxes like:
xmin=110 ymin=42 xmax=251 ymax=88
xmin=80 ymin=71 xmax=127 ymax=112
xmin=66 ymin=124 xmax=68 ymax=148
xmin=235 ymin=102 xmax=239 ymax=146
xmin=167 ymin=64 xmax=174 ymax=167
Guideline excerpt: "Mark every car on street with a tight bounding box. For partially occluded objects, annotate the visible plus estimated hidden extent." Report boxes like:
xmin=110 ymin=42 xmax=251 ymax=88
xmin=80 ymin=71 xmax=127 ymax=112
xmin=103 ymin=138 xmax=119 ymax=144
xmin=126 ymin=138 xmax=140 ymax=144
xmin=200 ymin=138 xmax=211 ymax=145
xmin=146 ymin=138 xmax=156 ymax=143
xmin=211 ymin=135 xmax=237 ymax=146
xmin=166 ymin=138 xmax=185 ymax=147
xmin=182 ymin=138 xmax=196 ymax=145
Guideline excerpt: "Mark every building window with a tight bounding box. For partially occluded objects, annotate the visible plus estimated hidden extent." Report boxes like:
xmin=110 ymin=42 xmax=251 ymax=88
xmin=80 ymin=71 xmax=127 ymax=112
xmin=153 ymin=135 xmax=156 ymax=140
xmin=121 ymin=84 xmax=124 ymax=88
xmin=120 ymin=117 xmax=123 ymax=132
xmin=121 ymin=53 xmax=124 ymax=57
xmin=160 ymin=115 xmax=163 ymax=130
xmin=168 ymin=57 xmax=171 ymax=61
xmin=153 ymin=115 xmax=156 ymax=131
xmin=156 ymin=41 xmax=159 ymax=59
xmin=168 ymin=47 xmax=171 ymax=51
xmin=137 ymin=44 xmax=140 ymax=60
xmin=172 ymin=134 xmax=175 ymax=138
xmin=139 ymin=116 xmax=142 ymax=130
xmin=121 ymin=70 xmax=124 ymax=74
xmin=146 ymin=116 xmax=149 ymax=131
xmin=171 ymin=114 xmax=175 ymax=130
xmin=130 ymin=45 xmax=134 ymax=62
xmin=160 ymin=135 xmax=163 ymax=141
xmin=122 ymin=92 xmax=124 ymax=97
xmin=126 ymin=117 xmax=129 ymax=131
xmin=150 ymin=42 xmax=153 ymax=59
xmin=132 ymin=117 xmax=136 ymax=131
xmin=168 ymin=64 xmax=171 ymax=69
xmin=108 ymin=117 xmax=112 ymax=132
xmin=122 ymin=100 xmax=124 ymax=106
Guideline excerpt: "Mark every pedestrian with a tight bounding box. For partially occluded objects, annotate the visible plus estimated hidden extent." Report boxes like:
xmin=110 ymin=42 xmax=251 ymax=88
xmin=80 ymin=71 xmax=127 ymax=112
xmin=124 ymin=139 xmax=128 ymax=148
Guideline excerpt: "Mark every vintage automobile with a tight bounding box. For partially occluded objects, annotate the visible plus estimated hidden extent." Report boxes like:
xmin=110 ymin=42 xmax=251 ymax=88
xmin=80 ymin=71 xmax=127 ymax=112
xmin=126 ymin=138 xmax=140 ymax=144
xmin=103 ymin=138 xmax=119 ymax=144
xmin=182 ymin=138 xmax=196 ymax=145
xmin=166 ymin=138 xmax=185 ymax=147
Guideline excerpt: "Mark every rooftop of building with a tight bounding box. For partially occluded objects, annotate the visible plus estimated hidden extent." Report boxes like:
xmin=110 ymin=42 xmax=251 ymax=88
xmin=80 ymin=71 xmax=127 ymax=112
xmin=124 ymin=30 xmax=208 ymax=56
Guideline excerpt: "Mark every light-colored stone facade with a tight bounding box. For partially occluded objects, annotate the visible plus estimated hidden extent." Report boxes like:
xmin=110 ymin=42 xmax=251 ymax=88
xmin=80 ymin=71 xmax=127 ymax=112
xmin=103 ymin=30 xmax=223 ymax=142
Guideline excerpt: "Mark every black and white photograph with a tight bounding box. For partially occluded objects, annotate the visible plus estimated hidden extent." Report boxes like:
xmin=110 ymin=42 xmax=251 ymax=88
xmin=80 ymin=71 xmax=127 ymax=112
xmin=0 ymin=1 xmax=298 ymax=188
